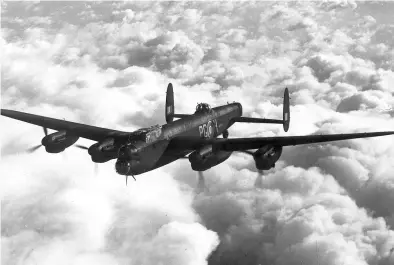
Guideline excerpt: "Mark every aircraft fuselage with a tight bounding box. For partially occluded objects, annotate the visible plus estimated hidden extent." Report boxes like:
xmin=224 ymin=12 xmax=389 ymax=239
xmin=115 ymin=103 xmax=242 ymax=175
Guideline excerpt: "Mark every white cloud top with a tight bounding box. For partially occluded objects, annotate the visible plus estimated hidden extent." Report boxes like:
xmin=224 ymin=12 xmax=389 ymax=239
xmin=1 ymin=2 xmax=394 ymax=265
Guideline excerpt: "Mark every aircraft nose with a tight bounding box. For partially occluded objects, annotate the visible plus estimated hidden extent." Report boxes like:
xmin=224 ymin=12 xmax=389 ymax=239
xmin=115 ymin=159 xmax=132 ymax=175
xmin=118 ymin=144 xmax=139 ymax=159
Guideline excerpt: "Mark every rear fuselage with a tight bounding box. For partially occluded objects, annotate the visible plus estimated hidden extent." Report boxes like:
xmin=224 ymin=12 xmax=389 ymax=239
xmin=163 ymin=103 xmax=242 ymax=139
xmin=118 ymin=103 xmax=242 ymax=175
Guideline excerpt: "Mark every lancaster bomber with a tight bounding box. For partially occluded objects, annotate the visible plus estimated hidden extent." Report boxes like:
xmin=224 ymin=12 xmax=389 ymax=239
xmin=1 ymin=83 xmax=394 ymax=186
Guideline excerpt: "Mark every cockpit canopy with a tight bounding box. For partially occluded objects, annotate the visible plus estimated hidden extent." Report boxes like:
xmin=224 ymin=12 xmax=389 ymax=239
xmin=195 ymin=103 xmax=212 ymax=114
xmin=129 ymin=125 xmax=162 ymax=143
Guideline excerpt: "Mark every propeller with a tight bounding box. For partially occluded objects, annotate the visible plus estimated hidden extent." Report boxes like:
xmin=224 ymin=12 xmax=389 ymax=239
xmin=178 ymin=155 xmax=208 ymax=193
xmin=74 ymin=143 xmax=100 ymax=176
xmin=239 ymin=150 xmax=254 ymax=156
xmin=125 ymin=175 xmax=136 ymax=186
xmin=25 ymin=127 xmax=48 ymax=153
xmin=197 ymin=171 xmax=207 ymax=193
xmin=238 ymin=151 xmax=265 ymax=189
xmin=75 ymin=144 xmax=89 ymax=150
xmin=254 ymin=170 xmax=264 ymax=189
xmin=94 ymin=163 xmax=99 ymax=176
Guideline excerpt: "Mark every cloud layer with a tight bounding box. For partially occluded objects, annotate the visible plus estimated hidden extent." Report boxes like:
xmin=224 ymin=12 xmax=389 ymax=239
xmin=1 ymin=2 xmax=394 ymax=265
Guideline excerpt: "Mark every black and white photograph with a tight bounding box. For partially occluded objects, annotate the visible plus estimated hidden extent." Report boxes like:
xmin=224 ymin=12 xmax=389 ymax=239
xmin=1 ymin=1 xmax=394 ymax=265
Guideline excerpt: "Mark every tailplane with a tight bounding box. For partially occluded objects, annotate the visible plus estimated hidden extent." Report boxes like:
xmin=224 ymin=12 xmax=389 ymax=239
xmin=232 ymin=87 xmax=290 ymax=132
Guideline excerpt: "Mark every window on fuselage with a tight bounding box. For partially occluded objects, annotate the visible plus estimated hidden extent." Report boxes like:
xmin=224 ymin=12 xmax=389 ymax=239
xmin=130 ymin=126 xmax=162 ymax=143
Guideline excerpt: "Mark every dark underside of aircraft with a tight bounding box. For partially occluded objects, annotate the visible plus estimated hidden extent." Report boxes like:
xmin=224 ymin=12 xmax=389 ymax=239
xmin=2 ymin=83 xmax=394 ymax=186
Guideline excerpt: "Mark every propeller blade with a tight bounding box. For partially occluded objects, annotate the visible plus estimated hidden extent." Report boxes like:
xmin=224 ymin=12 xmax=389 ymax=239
xmin=26 ymin=144 xmax=43 ymax=153
xmin=197 ymin=171 xmax=207 ymax=193
xmin=94 ymin=163 xmax=99 ymax=176
xmin=254 ymin=170 xmax=264 ymax=189
xmin=62 ymin=150 xmax=67 ymax=159
xmin=75 ymin=144 xmax=89 ymax=150
xmin=125 ymin=175 xmax=136 ymax=186
xmin=239 ymin=150 xmax=254 ymax=156
xmin=25 ymin=127 xmax=49 ymax=153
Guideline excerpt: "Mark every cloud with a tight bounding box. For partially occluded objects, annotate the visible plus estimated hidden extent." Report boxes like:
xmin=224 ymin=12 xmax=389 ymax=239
xmin=203 ymin=43 xmax=231 ymax=62
xmin=1 ymin=153 xmax=219 ymax=265
xmin=319 ymin=0 xmax=358 ymax=11
xmin=336 ymin=90 xmax=393 ymax=113
xmin=2 ymin=2 xmax=394 ymax=265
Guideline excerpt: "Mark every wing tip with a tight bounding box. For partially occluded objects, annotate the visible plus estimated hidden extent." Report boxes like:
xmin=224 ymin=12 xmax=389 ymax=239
xmin=1 ymin=108 xmax=11 ymax=116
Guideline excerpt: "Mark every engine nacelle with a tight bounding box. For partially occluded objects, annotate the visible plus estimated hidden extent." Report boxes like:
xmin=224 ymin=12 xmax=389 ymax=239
xmin=253 ymin=145 xmax=282 ymax=170
xmin=41 ymin=131 xmax=79 ymax=153
xmin=88 ymin=138 xmax=118 ymax=163
xmin=189 ymin=145 xmax=232 ymax=171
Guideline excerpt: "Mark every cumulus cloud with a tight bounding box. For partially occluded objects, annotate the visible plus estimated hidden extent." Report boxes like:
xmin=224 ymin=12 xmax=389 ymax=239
xmin=1 ymin=153 xmax=219 ymax=265
xmin=336 ymin=90 xmax=394 ymax=113
xmin=2 ymin=2 xmax=394 ymax=265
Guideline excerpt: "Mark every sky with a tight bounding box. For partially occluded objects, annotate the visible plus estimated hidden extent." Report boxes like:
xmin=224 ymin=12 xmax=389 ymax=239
xmin=1 ymin=1 xmax=394 ymax=265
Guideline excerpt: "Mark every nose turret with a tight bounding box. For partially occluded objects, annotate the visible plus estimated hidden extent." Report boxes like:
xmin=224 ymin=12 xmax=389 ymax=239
xmin=115 ymin=160 xmax=131 ymax=175
xmin=115 ymin=144 xmax=141 ymax=176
